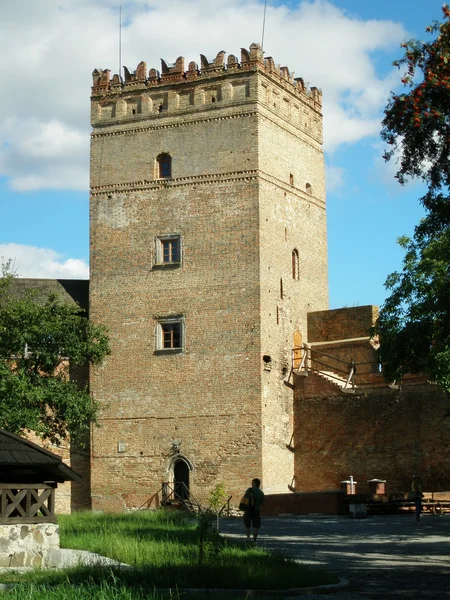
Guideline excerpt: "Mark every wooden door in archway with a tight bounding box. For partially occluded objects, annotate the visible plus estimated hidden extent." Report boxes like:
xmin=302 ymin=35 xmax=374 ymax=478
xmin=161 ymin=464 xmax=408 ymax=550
xmin=174 ymin=460 xmax=190 ymax=500
xmin=293 ymin=330 xmax=303 ymax=370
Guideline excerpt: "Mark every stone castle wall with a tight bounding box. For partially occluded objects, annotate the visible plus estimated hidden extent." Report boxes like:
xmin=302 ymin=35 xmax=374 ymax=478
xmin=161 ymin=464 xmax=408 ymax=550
xmin=308 ymin=306 xmax=379 ymax=343
xmin=306 ymin=306 xmax=378 ymax=382
xmin=294 ymin=377 xmax=450 ymax=494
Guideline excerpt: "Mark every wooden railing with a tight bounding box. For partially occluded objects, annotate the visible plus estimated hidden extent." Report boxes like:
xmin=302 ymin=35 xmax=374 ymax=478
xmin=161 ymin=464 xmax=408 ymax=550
xmin=218 ymin=495 xmax=233 ymax=517
xmin=0 ymin=484 xmax=56 ymax=524
xmin=140 ymin=481 xmax=202 ymax=513
xmin=292 ymin=344 xmax=357 ymax=390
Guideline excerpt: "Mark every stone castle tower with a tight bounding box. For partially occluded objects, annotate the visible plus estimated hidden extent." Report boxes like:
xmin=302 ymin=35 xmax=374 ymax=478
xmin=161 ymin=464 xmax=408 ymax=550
xmin=89 ymin=43 xmax=328 ymax=511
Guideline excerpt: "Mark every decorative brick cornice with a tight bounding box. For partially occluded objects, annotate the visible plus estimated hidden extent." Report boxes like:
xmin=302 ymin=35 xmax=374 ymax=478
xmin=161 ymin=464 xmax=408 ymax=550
xmin=91 ymin=104 xmax=322 ymax=144
xmin=90 ymin=170 xmax=259 ymax=196
xmin=90 ymin=170 xmax=325 ymax=210
xmin=90 ymin=110 xmax=258 ymax=138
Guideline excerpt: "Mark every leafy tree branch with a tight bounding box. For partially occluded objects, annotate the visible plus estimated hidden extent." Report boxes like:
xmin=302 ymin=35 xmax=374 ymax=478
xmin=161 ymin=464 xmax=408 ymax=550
xmin=374 ymin=6 xmax=450 ymax=393
xmin=0 ymin=264 xmax=110 ymax=444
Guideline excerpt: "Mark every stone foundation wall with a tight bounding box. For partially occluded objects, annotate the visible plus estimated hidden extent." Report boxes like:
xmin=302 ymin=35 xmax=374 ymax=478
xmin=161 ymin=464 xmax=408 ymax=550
xmin=262 ymin=491 xmax=347 ymax=516
xmin=0 ymin=523 xmax=60 ymax=568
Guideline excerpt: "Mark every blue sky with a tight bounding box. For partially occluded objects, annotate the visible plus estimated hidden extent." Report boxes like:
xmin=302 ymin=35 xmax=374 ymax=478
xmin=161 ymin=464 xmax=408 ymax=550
xmin=0 ymin=0 xmax=442 ymax=308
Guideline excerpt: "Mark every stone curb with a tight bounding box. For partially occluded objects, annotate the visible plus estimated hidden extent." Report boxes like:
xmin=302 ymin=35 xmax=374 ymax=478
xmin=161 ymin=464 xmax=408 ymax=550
xmin=0 ymin=578 xmax=349 ymax=596
xmin=156 ymin=578 xmax=349 ymax=597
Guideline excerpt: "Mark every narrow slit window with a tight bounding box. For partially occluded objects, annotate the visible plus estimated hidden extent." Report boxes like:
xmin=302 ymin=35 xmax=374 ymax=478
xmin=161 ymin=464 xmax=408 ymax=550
xmin=292 ymin=249 xmax=299 ymax=280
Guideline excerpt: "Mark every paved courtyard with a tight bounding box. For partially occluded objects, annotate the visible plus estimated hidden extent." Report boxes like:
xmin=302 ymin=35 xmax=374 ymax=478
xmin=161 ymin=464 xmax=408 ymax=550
xmin=220 ymin=514 xmax=450 ymax=598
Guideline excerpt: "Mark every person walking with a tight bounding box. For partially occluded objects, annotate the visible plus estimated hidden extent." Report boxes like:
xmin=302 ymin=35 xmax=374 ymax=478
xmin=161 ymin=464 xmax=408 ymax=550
xmin=243 ymin=478 xmax=265 ymax=545
xmin=412 ymin=475 xmax=424 ymax=522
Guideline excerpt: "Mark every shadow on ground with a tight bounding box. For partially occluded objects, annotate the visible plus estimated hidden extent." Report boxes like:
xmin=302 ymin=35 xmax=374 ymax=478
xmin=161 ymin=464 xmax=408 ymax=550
xmin=220 ymin=514 xmax=450 ymax=598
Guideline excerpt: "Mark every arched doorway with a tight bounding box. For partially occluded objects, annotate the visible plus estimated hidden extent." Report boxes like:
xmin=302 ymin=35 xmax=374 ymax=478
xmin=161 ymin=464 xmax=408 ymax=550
xmin=174 ymin=459 xmax=190 ymax=500
xmin=293 ymin=330 xmax=303 ymax=371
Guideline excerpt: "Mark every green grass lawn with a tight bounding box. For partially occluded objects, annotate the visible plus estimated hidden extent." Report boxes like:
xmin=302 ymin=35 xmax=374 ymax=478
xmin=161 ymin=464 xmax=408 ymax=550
xmin=0 ymin=510 xmax=339 ymax=598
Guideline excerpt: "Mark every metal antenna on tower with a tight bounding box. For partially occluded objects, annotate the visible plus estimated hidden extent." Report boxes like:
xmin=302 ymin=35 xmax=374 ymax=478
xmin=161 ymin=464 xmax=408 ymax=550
xmin=119 ymin=5 xmax=123 ymax=82
xmin=261 ymin=0 xmax=268 ymax=54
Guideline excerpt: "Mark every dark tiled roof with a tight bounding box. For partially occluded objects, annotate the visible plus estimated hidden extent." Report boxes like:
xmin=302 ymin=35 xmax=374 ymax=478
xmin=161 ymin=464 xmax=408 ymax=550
xmin=0 ymin=429 xmax=81 ymax=483
xmin=6 ymin=279 xmax=89 ymax=314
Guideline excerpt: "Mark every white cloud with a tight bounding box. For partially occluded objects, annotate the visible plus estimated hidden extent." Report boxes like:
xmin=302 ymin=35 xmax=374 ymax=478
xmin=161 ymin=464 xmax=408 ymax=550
xmin=0 ymin=119 xmax=88 ymax=191
xmin=326 ymin=164 xmax=345 ymax=193
xmin=0 ymin=0 xmax=407 ymax=191
xmin=0 ymin=244 xmax=89 ymax=279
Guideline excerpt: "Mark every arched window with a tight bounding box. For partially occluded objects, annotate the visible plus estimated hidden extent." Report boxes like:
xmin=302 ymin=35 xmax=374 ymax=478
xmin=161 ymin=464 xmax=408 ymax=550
xmin=157 ymin=153 xmax=172 ymax=178
xmin=292 ymin=249 xmax=299 ymax=280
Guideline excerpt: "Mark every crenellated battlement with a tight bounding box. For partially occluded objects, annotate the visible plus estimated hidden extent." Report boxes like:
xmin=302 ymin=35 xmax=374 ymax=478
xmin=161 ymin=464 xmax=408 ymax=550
xmin=91 ymin=43 xmax=322 ymax=132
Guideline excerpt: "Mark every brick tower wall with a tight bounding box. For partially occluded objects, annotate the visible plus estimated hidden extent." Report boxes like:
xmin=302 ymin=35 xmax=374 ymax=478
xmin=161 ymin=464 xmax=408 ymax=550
xmin=89 ymin=44 xmax=328 ymax=509
xmin=90 ymin=180 xmax=263 ymax=510
xmin=257 ymin=78 xmax=328 ymax=492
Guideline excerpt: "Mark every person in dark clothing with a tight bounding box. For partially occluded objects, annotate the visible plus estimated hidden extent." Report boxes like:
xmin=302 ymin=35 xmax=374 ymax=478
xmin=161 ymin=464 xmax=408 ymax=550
xmin=243 ymin=478 xmax=265 ymax=545
xmin=412 ymin=475 xmax=424 ymax=523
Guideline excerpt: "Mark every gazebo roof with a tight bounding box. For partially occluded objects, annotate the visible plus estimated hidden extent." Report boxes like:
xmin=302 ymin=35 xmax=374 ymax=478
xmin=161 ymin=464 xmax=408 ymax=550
xmin=0 ymin=429 xmax=81 ymax=484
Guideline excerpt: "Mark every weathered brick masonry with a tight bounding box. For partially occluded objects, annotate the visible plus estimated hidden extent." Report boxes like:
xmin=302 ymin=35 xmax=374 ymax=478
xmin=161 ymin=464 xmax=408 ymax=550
xmin=307 ymin=306 xmax=380 ymax=384
xmin=294 ymin=377 xmax=450 ymax=495
xmin=294 ymin=306 xmax=450 ymax=495
xmin=89 ymin=43 xmax=328 ymax=510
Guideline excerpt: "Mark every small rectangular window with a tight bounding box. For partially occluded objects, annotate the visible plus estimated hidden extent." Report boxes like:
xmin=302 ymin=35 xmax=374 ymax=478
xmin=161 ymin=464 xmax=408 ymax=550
xmin=156 ymin=235 xmax=182 ymax=265
xmin=162 ymin=238 xmax=180 ymax=263
xmin=156 ymin=317 xmax=184 ymax=351
xmin=162 ymin=322 xmax=181 ymax=348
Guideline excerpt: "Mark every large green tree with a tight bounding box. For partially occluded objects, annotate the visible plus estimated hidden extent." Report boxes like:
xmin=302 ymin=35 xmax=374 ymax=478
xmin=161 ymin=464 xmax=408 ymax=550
xmin=0 ymin=265 xmax=110 ymax=443
xmin=374 ymin=6 xmax=450 ymax=392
